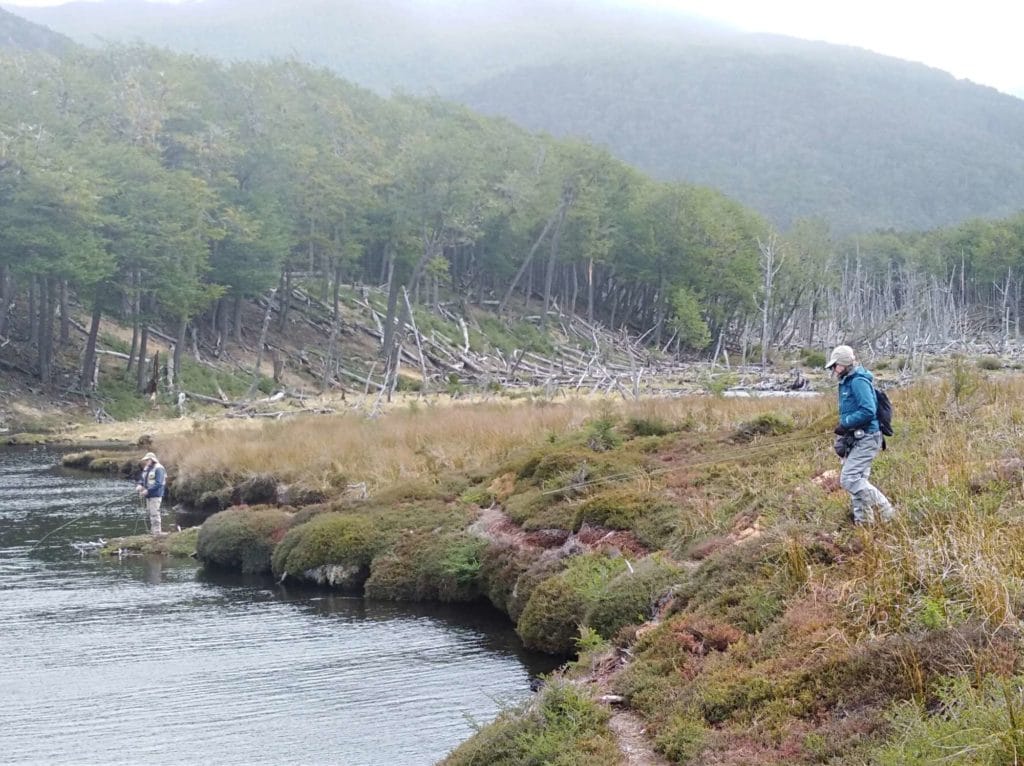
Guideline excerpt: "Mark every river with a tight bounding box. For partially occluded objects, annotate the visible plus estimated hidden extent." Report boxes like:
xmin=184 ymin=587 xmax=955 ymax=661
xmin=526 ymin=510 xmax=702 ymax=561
xmin=0 ymin=447 xmax=559 ymax=766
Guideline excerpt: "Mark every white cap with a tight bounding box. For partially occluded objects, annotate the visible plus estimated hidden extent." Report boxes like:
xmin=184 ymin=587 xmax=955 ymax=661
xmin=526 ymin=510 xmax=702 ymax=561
xmin=141 ymin=452 xmax=158 ymax=463
xmin=825 ymin=345 xmax=856 ymax=370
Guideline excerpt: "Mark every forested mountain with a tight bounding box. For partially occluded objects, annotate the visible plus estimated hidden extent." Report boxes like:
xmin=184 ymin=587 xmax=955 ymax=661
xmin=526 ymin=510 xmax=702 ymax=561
xmin=8 ymin=0 xmax=729 ymax=93
xmin=4 ymin=25 xmax=1024 ymax=405
xmin=0 ymin=39 xmax=772 ymax=394
xmin=0 ymin=7 xmax=72 ymax=54
xmin=8 ymin=0 xmax=1024 ymax=231
xmin=456 ymin=43 xmax=1024 ymax=231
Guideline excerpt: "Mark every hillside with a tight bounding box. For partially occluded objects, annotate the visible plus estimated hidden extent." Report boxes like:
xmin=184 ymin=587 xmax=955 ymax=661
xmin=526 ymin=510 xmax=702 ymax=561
xmin=456 ymin=41 xmax=1024 ymax=230
xmin=6 ymin=34 xmax=1024 ymax=427
xmin=9 ymin=0 xmax=1024 ymax=231
xmin=0 ymin=6 xmax=72 ymax=54
xmin=5 ymin=0 xmax=732 ymax=93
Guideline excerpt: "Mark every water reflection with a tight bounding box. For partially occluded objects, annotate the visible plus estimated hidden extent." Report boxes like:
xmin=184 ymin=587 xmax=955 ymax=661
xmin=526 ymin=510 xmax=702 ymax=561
xmin=195 ymin=566 xmax=562 ymax=678
xmin=1 ymin=447 xmax=560 ymax=766
xmin=141 ymin=553 xmax=166 ymax=585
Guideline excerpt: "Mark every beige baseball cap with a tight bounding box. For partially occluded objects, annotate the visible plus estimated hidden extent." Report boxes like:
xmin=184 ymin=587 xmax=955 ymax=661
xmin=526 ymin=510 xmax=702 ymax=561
xmin=825 ymin=345 xmax=855 ymax=369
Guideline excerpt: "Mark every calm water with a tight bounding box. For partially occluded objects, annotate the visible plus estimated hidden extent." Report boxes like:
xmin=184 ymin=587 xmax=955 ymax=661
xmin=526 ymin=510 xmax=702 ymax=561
xmin=0 ymin=448 xmax=558 ymax=766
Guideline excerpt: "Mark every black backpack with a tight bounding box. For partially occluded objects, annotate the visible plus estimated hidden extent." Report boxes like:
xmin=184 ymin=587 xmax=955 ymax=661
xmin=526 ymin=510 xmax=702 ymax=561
xmin=875 ymin=387 xmax=894 ymax=437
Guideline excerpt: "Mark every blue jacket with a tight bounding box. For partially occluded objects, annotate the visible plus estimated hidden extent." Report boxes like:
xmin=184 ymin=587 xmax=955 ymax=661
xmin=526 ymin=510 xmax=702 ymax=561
xmin=139 ymin=462 xmax=167 ymax=499
xmin=838 ymin=366 xmax=879 ymax=434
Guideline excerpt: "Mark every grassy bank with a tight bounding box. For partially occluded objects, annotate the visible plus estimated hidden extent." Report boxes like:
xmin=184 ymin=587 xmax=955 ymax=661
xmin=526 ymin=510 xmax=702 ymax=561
xmin=145 ymin=368 xmax=1024 ymax=763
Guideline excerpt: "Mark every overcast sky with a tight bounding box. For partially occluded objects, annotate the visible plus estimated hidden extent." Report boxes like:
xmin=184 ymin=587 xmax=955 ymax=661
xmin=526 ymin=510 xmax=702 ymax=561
xmin=634 ymin=0 xmax=1023 ymax=96
xmin=5 ymin=0 xmax=1022 ymax=96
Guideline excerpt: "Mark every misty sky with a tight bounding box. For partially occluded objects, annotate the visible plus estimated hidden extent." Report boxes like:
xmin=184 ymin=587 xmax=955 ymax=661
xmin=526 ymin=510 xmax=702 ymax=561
xmin=4 ymin=0 xmax=1022 ymax=96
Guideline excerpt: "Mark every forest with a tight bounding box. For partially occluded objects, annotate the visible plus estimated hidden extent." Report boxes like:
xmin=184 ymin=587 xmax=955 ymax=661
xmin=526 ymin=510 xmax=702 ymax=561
xmin=457 ymin=44 xmax=1024 ymax=231
xmin=16 ymin=0 xmax=1024 ymax=232
xmin=3 ymin=33 xmax=1024 ymax=395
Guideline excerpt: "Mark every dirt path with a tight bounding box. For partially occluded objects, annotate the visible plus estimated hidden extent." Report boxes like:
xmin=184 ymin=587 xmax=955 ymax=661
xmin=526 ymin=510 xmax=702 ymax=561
xmin=608 ymin=710 xmax=672 ymax=766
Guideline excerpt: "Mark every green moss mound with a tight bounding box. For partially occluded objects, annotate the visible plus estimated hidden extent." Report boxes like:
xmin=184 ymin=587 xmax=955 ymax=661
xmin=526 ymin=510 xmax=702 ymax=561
xmin=364 ymin=531 xmax=485 ymax=602
xmin=195 ymin=506 xmax=292 ymax=574
xmin=585 ymin=555 xmax=683 ymax=639
xmin=506 ymin=555 xmax=566 ymax=624
xmin=271 ymin=512 xmax=383 ymax=579
xmin=672 ymin=537 xmax=791 ymax=633
xmin=173 ymin=472 xmax=231 ymax=508
xmin=478 ymin=541 xmax=539 ymax=614
xmin=235 ymin=473 xmax=279 ymax=505
xmin=100 ymin=526 xmax=199 ymax=557
xmin=504 ymin=488 xmax=576 ymax=530
xmin=516 ymin=553 xmax=627 ymax=654
xmin=370 ymin=474 xmax=470 ymax=505
xmin=441 ymin=681 xmax=620 ymax=766
xmin=574 ymin=488 xmax=679 ymax=547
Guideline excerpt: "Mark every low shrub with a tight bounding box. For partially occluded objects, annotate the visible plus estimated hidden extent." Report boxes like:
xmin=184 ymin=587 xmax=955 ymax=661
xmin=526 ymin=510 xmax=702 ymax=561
xmin=801 ymin=349 xmax=827 ymax=368
xmin=733 ymin=412 xmax=795 ymax=442
xmin=654 ymin=713 xmax=708 ymax=763
xmin=271 ymin=512 xmax=383 ymax=580
xmin=671 ymin=537 xmax=790 ymax=633
xmin=364 ymin=531 xmax=486 ymax=602
xmin=574 ymin=488 xmax=678 ymax=546
xmin=196 ymin=506 xmax=292 ymax=574
xmin=977 ymin=356 xmax=1003 ymax=371
xmin=173 ymin=472 xmax=231 ymax=508
xmin=585 ymin=555 xmax=683 ymax=639
xmin=503 ymin=488 xmax=574 ymax=530
xmin=87 ymin=454 xmax=136 ymax=477
xmin=533 ymin=449 xmax=595 ymax=482
xmin=506 ymin=555 xmax=567 ymax=623
xmin=516 ymin=553 xmax=627 ymax=654
xmin=441 ymin=681 xmax=620 ymax=766
xmin=370 ymin=474 xmax=469 ymax=505
xmin=101 ymin=526 xmax=199 ymax=558
xmin=478 ymin=542 xmax=537 ymax=614
xmin=584 ymin=411 xmax=621 ymax=451
xmin=235 ymin=473 xmax=279 ymax=505
xmin=625 ymin=416 xmax=675 ymax=437
xmin=872 ymin=674 xmax=1024 ymax=765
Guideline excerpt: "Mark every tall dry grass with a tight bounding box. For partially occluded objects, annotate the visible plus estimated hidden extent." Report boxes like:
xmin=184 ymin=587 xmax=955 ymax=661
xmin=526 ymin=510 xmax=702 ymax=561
xmin=158 ymin=394 xmax=828 ymax=492
xmin=840 ymin=372 xmax=1024 ymax=636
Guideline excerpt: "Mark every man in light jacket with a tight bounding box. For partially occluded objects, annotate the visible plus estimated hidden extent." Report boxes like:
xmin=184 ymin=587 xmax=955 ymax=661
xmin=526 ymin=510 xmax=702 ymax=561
xmin=137 ymin=452 xmax=167 ymax=535
xmin=826 ymin=345 xmax=895 ymax=524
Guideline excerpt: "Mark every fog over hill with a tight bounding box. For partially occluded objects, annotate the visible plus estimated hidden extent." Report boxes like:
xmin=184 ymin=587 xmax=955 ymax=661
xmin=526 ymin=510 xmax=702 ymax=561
xmin=0 ymin=6 xmax=72 ymax=54
xmin=7 ymin=0 xmax=1024 ymax=232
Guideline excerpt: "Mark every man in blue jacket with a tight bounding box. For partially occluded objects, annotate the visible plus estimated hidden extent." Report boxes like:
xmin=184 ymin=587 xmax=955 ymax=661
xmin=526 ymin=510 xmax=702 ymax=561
xmin=826 ymin=345 xmax=895 ymax=524
xmin=137 ymin=451 xmax=167 ymax=535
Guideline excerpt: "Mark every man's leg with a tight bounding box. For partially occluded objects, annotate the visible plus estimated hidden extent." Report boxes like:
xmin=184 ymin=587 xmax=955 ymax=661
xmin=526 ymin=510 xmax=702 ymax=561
xmin=147 ymin=496 xmax=162 ymax=535
xmin=840 ymin=433 xmax=894 ymax=523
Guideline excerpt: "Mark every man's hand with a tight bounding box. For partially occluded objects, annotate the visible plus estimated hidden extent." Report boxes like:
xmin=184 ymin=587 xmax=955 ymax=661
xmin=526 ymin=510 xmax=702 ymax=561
xmin=834 ymin=434 xmax=851 ymax=458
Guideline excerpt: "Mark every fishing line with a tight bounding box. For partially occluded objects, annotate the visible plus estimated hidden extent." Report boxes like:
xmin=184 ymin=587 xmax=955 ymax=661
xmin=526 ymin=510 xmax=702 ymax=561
xmin=540 ymin=430 xmax=823 ymax=496
xmin=27 ymin=493 xmax=137 ymax=552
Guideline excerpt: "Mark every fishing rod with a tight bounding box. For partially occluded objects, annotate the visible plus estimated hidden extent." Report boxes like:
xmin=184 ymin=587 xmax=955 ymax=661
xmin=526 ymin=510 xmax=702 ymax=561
xmin=26 ymin=492 xmax=138 ymax=552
